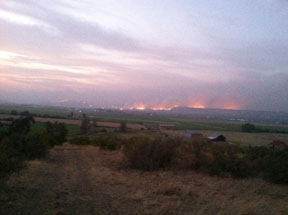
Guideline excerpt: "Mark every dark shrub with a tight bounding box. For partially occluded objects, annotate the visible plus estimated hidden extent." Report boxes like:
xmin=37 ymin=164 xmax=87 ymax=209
xmin=92 ymin=135 xmax=121 ymax=150
xmin=100 ymin=128 xmax=107 ymax=132
xmin=19 ymin=111 xmax=30 ymax=116
xmin=92 ymin=119 xmax=98 ymax=127
xmin=262 ymin=147 xmax=288 ymax=184
xmin=246 ymin=146 xmax=270 ymax=175
xmin=45 ymin=122 xmax=68 ymax=145
xmin=8 ymin=116 xmax=35 ymax=138
xmin=176 ymin=137 xmax=212 ymax=170
xmin=122 ymin=136 xmax=178 ymax=171
xmin=227 ymin=158 xmax=250 ymax=178
xmin=24 ymin=131 xmax=52 ymax=159
xmin=0 ymin=118 xmax=68 ymax=180
xmin=10 ymin=110 xmax=18 ymax=115
xmin=80 ymin=114 xmax=89 ymax=134
xmin=70 ymin=136 xmax=91 ymax=145
xmin=0 ymin=138 xmax=24 ymax=178
xmin=247 ymin=146 xmax=270 ymax=161
xmin=241 ymin=123 xmax=256 ymax=133
xmin=176 ymin=140 xmax=247 ymax=177
xmin=0 ymin=127 xmax=9 ymax=142
xmin=120 ymin=122 xmax=127 ymax=132
xmin=209 ymin=143 xmax=250 ymax=178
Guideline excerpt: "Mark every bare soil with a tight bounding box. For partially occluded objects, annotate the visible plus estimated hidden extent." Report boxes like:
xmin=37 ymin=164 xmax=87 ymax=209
xmin=1 ymin=144 xmax=288 ymax=215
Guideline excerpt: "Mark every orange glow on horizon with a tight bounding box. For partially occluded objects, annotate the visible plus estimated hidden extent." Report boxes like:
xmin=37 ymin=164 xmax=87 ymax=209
xmin=188 ymin=102 xmax=206 ymax=109
xmin=150 ymin=104 xmax=179 ymax=111
xmin=136 ymin=106 xmax=145 ymax=110
xmin=127 ymin=102 xmax=241 ymax=111
xmin=223 ymin=105 xmax=240 ymax=110
xmin=128 ymin=104 xmax=146 ymax=110
xmin=128 ymin=104 xmax=179 ymax=111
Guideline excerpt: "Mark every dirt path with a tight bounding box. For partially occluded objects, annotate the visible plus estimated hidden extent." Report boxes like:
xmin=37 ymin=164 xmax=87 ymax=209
xmin=1 ymin=144 xmax=288 ymax=215
xmin=1 ymin=144 xmax=119 ymax=215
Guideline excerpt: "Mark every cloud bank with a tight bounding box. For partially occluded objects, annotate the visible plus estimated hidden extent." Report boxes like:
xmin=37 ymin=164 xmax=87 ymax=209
xmin=0 ymin=0 xmax=288 ymax=112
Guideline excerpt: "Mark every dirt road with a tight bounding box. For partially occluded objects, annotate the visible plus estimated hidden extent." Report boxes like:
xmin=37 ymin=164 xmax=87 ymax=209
xmin=1 ymin=144 xmax=121 ymax=215
xmin=1 ymin=144 xmax=288 ymax=215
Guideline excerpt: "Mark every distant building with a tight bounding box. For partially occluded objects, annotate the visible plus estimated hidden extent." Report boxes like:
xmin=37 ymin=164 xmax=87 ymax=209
xmin=158 ymin=124 xmax=176 ymax=130
xmin=269 ymin=140 xmax=287 ymax=150
xmin=208 ymin=133 xmax=226 ymax=142
xmin=183 ymin=130 xmax=203 ymax=139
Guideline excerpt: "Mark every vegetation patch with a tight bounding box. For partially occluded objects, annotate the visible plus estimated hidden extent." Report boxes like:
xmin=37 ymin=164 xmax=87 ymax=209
xmin=262 ymin=147 xmax=288 ymax=184
xmin=120 ymin=135 xmax=288 ymax=183
xmin=70 ymin=136 xmax=91 ymax=145
xmin=122 ymin=136 xmax=178 ymax=171
xmin=92 ymin=135 xmax=122 ymax=150
xmin=0 ymin=117 xmax=68 ymax=180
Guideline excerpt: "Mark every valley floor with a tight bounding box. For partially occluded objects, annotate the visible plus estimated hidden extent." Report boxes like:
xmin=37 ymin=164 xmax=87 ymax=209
xmin=1 ymin=144 xmax=288 ymax=215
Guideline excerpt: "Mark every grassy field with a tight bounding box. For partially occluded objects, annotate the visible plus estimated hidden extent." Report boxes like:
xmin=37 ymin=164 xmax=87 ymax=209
xmin=168 ymin=117 xmax=288 ymax=132
xmin=163 ymin=129 xmax=288 ymax=146
xmin=29 ymin=122 xmax=80 ymax=137
xmin=1 ymin=110 xmax=288 ymax=146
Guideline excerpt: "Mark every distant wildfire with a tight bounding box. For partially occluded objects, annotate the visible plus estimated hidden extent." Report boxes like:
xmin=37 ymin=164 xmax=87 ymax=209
xmin=126 ymin=102 xmax=240 ymax=111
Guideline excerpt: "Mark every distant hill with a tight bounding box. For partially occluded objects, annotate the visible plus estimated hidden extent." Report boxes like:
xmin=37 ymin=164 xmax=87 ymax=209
xmin=0 ymin=99 xmax=15 ymax=105
xmin=48 ymin=100 xmax=93 ymax=108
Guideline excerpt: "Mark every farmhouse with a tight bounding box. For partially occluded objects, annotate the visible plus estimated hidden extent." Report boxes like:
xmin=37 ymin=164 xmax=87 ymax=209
xmin=183 ymin=130 xmax=203 ymax=139
xmin=269 ymin=140 xmax=287 ymax=150
xmin=158 ymin=124 xmax=176 ymax=130
xmin=208 ymin=133 xmax=226 ymax=142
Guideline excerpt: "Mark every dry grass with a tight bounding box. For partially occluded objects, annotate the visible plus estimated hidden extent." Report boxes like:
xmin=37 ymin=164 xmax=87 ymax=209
xmin=164 ymin=130 xmax=288 ymax=146
xmin=2 ymin=144 xmax=288 ymax=215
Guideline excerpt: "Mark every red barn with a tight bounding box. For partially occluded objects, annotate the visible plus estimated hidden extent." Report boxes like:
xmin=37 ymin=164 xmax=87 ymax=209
xmin=269 ymin=140 xmax=287 ymax=150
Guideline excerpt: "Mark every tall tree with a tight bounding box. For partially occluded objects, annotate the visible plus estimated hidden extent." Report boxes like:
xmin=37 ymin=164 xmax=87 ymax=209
xmin=120 ymin=121 xmax=127 ymax=132
xmin=80 ymin=114 xmax=89 ymax=134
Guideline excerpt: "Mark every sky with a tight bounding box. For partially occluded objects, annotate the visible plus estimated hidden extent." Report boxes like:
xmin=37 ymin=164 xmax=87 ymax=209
xmin=0 ymin=0 xmax=288 ymax=111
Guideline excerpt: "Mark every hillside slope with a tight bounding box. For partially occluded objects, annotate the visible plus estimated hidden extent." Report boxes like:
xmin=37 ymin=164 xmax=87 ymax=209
xmin=1 ymin=144 xmax=288 ymax=215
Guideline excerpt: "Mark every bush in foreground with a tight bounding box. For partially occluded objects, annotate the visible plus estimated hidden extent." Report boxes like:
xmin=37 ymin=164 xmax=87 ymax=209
xmin=122 ymin=136 xmax=178 ymax=171
xmin=70 ymin=136 xmax=91 ymax=145
xmin=246 ymin=146 xmax=270 ymax=175
xmin=175 ymin=138 xmax=250 ymax=178
xmin=262 ymin=147 xmax=288 ymax=184
xmin=176 ymin=137 xmax=212 ymax=170
xmin=0 ymin=118 xmax=68 ymax=181
xmin=45 ymin=122 xmax=68 ymax=145
xmin=241 ymin=123 xmax=256 ymax=132
xmin=0 ymin=138 xmax=24 ymax=178
xmin=24 ymin=131 xmax=55 ymax=159
xmin=209 ymin=143 xmax=251 ymax=178
xmin=92 ymin=135 xmax=121 ymax=150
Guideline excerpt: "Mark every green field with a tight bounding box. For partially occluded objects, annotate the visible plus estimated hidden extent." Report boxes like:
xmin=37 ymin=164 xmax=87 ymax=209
xmin=29 ymin=122 xmax=80 ymax=137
